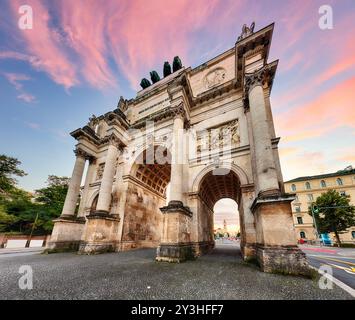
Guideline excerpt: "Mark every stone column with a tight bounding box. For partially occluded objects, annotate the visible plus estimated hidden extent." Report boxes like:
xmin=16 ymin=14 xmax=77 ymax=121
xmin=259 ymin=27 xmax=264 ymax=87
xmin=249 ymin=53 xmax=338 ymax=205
xmin=95 ymin=140 xmax=119 ymax=215
xmin=77 ymin=157 xmax=96 ymax=217
xmin=47 ymin=148 xmax=92 ymax=252
xmin=169 ymin=113 xmax=184 ymax=203
xmin=61 ymin=148 xmax=87 ymax=217
xmin=244 ymin=66 xmax=310 ymax=276
xmin=245 ymin=66 xmax=280 ymax=198
xmin=79 ymin=135 xmax=121 ymax=254
xmin=157 ymin=104 xmax=194 ymax=263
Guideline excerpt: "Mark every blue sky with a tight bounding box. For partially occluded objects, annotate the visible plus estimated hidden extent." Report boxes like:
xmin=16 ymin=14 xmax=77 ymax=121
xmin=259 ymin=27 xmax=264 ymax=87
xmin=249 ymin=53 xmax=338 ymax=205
xmin=0 ymin=0 xmax=355 ymax=193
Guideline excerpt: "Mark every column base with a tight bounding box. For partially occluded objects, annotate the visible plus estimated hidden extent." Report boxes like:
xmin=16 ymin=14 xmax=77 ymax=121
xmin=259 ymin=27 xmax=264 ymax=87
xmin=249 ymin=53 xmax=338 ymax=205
xmin=156 ymin=243 xmax=195 ymax=263
xmin=78 ymin=241 xmax=118 ymax=254
xmin=256 ymin=245 xmax=311 ymax=276
xmin=240 ymin=243 xmax=256 ymax=261
xmin=45 ymin=216 xmax=86 ymax=253
xmin=78 ymin=212 xmax=120 ymax=255
xmin=192 ymin=241 xmax=215 ymax=257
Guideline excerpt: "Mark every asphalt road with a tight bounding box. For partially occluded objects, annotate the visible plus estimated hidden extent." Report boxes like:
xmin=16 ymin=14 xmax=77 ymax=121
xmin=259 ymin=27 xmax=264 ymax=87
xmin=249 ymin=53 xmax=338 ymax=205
xmin=301 ymin=245 xmax=355 ymax=290
xmin=0 ymin=244 xmax=353 ymax=300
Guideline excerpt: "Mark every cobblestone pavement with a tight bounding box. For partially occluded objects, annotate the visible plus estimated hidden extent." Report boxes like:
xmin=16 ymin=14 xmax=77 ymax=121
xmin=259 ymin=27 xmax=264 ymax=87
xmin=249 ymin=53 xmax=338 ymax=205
xmin=0 ymin=244 xmax=353 ymax=300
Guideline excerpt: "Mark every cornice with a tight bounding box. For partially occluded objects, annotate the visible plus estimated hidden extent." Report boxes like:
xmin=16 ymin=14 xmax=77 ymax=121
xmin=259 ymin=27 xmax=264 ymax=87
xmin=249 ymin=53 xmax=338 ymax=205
xmin=131 ymin=102 xmax=187 ymax=129
xmin=160 ymin=200 xmax=193 ymax=217
xmin=104 ymin=110 xmax=130 ymax=129
xmin=74 ymin=147 xmax=95 ymax=161
xmin=71 ymin=126 xmax=101 ymax=145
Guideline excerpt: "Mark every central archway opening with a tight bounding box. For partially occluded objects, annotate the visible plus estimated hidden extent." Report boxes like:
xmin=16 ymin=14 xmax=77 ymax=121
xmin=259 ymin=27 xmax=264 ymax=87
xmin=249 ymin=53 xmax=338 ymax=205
xmin=197 ymin=169 xmax=242 ymax=256
xmin=214 ymin=199 xmax=239 ymax=244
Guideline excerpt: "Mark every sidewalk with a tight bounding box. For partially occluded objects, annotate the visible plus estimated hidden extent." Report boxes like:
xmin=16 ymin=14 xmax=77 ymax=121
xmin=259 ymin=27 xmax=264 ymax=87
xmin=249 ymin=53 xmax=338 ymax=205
xmin=0 ymin=247 xmax=44 ymax=255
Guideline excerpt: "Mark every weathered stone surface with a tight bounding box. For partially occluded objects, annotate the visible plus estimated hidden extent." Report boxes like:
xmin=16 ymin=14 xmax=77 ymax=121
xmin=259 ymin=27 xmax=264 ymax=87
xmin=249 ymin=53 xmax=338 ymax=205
xmin=47 ymin=217 xmax=86 ymax=251
xmin=256 ymin=245 xmax=311 ymax=276
xmin=78 ymin=214 xmax=120 ymax=254
xmin=156 ymin=243 xmax=194 ymax=263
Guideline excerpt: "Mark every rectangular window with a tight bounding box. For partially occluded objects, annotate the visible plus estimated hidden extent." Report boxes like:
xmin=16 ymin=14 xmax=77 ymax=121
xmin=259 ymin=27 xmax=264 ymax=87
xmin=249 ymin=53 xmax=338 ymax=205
xmin=295 ymin=206 xmax=301 ymax=213
xmin=297 ymin=217 xmax=303 ymax=224
xmin=307 ymin=194 xmax=314 ymax=201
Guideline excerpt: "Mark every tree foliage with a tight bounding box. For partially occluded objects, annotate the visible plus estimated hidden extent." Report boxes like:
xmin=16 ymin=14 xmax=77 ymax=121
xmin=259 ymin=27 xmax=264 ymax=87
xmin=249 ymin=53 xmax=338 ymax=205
xmin=308 ymin=189 xmax=355 ymax=245
xmin=0 ymin=171 xmax=69 ymax=234
xmin=0 ymin=154 xmax=27 ymax=194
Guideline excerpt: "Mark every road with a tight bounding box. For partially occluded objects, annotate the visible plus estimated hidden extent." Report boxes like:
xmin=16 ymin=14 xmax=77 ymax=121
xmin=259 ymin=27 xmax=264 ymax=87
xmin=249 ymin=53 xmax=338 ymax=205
xmin=0 ymin=244 xmax=352 ymax=300
xmin=301 ymin=245 xmax=355 ymax=290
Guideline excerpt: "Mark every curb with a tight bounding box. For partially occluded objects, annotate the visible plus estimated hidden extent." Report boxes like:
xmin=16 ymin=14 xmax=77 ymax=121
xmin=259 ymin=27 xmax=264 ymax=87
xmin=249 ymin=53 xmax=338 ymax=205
xmin=0 ymin=249 xmax=43 ymax=255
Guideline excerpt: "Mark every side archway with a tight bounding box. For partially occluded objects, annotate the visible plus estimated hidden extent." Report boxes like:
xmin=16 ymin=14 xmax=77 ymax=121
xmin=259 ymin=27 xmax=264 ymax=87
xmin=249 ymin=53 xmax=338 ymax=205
xmin=191 ymin=162 xmax=255 ymax=259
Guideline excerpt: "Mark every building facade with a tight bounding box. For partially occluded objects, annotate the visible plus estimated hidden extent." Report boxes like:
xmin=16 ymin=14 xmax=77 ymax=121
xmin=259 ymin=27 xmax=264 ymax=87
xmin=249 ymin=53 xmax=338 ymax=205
xmin=47 ymin=23 xmax=310 ymax=275
xmin=285 ymin=167 xmax=355 ymax=244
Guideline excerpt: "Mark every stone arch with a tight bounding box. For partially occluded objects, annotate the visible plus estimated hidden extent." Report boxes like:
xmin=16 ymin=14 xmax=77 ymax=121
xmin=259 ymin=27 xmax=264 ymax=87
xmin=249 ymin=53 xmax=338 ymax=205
xmin=88 ymin=190 xmax=114 ymax=214
xmin=87 ymin=190 xmax=100 ymax=212
xmin=190 ymin=162 xmax=254 ymax=257
xmin=192 ymin=162 xmax=250 ymax=194
xmin=123 ymin=141 xmax=172 ymax=177
xmin=128 ymin=145 xmax=172 ymax=198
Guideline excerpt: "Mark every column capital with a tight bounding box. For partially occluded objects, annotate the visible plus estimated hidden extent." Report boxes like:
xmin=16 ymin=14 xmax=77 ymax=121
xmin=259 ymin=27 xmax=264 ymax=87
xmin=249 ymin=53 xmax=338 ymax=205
xmin=244 ymin=65 xmax=274 ymax=95
xmin=102 ymin=133 xmax=123 ymax=150
xmin=171 ymin=102 xmax=186 ymax=120
xmin=74 ymin=148 xmax=95 ymax=162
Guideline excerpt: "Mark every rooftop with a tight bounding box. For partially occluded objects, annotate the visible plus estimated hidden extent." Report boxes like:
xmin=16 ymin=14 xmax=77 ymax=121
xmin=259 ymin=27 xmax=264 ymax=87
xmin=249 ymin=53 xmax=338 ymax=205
xmin=285 ymin=166 xmax=355 ymax=183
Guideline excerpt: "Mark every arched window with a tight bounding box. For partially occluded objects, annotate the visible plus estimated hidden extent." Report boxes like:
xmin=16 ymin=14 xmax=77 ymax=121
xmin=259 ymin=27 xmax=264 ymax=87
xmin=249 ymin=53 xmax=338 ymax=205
xmin=320 ymin=180 xmax=326 ymax=188
xmin=300 ymin=231 xmax=306 ymax=239
xmin=336 ymin=178 xmax=343 ymax=186
xmin=291 ymin=184 xmax=296 ymax=192
xmin=305 ymin=182 xmax=311 ymax=190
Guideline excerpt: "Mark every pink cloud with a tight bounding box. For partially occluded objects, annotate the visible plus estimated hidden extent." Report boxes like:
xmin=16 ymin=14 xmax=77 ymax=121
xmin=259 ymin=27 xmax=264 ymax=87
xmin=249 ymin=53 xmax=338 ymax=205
xmin=57 ymin=0 xmax=116 ymax=89
xmin=276 ymin=77 xmax=355 ymax=141
xmin=314 ymin=38 xmax=355 ymax=86
xmin=280 ymin=150 xmax=328 ymax=181
xmin=4 ymin=72 xmax=31 ymax=90
xmin=106 ymin=0 xmax=222 ymax=89
xmin=9 ymin=0 xmax=78 ymax=89
xmin=3 ymin=72 xmax=36 ymax=103
xmin=273 ymin=12 xmax=355 ymax=111
xmin=18 ymin=93 xmax=36 ymax=103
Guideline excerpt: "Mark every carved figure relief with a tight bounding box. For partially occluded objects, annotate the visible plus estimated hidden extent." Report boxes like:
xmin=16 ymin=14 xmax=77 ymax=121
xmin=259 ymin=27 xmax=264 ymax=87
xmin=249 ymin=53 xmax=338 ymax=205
xmin=196 ymin=120 xmax=240 ymax=153
xmin=204 ymin=67 xmax=226 ymax=89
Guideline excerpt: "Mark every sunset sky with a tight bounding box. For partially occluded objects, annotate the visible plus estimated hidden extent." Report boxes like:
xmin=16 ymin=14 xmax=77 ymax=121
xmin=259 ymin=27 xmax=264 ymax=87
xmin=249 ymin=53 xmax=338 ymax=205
xmin=0 ymin=0 xmax=354 ymax=226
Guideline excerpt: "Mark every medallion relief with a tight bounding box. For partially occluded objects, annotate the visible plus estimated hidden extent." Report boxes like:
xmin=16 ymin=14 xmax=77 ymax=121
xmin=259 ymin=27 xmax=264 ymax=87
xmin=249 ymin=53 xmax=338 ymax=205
xmin=204 ymin=67 xmax=226 ymax=89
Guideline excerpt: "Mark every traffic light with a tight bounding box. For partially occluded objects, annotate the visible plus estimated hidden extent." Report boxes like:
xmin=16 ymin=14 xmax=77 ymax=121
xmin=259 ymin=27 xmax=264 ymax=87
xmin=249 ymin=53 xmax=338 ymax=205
xmin=313 ymin=205 xmax=319 ymax=214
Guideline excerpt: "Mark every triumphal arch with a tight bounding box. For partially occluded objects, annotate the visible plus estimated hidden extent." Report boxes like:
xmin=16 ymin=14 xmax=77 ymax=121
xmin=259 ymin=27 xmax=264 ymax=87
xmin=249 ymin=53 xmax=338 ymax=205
xmin=48 ymin=23 xmax=309 ymax=274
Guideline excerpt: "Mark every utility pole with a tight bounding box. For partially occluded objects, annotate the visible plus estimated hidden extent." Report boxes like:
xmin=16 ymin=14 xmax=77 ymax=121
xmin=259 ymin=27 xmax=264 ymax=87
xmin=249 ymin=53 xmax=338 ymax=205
xmin=25 ymin=212 xmax=39 ymax=248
